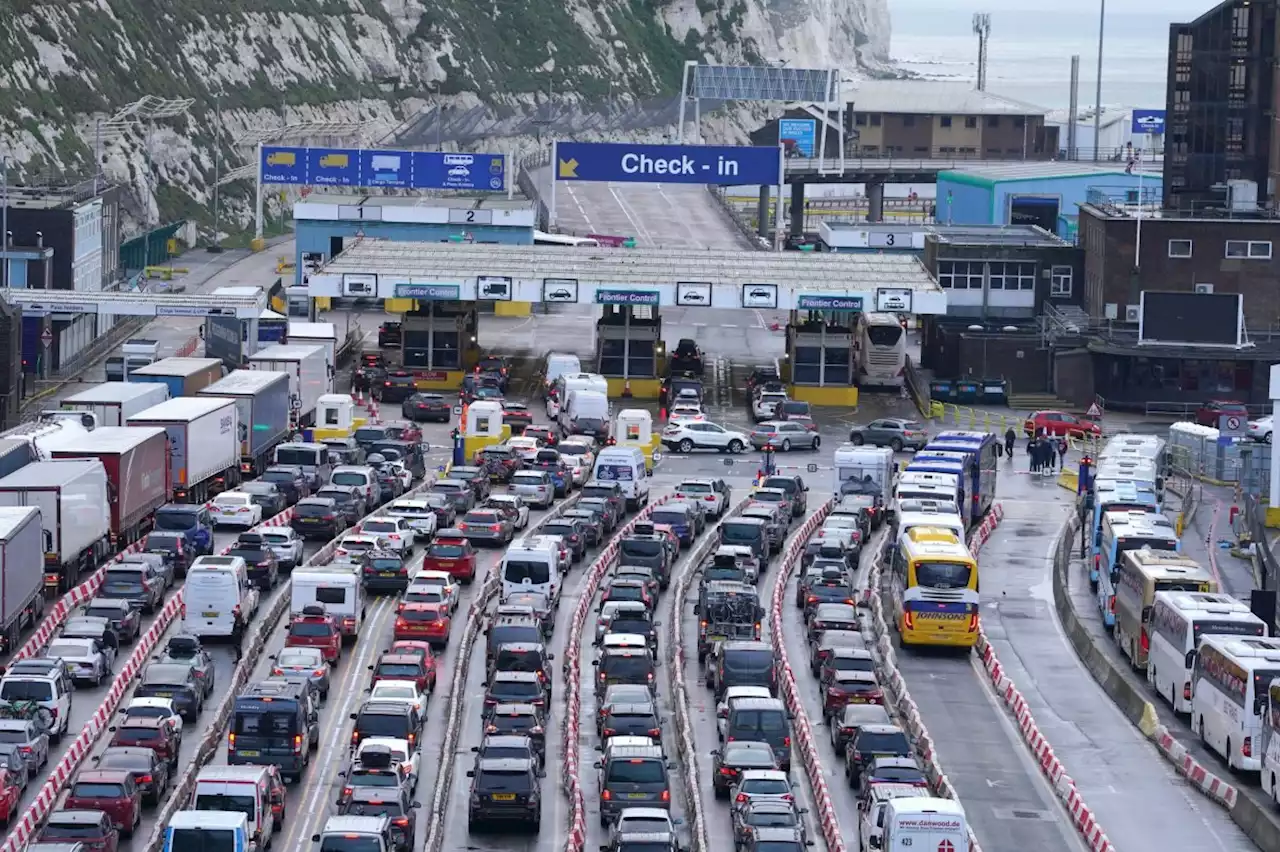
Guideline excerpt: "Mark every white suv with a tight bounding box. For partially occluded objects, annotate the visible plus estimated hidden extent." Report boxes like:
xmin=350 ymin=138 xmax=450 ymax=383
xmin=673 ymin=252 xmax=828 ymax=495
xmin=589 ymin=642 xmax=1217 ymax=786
xmin=752 ymin=391 xmax=788 ymax=423
xmin=661 ymin=421 xmax=749 ymax=454
xmin=675 ymin=479 xmax=728 ymax=518
xmin=384 ymin=499 xmax=440 ymax=539
xmin=0 ymin=659 xmax=74 ymax=740
xmin=358 ymin=516 xmax=416 ymax=554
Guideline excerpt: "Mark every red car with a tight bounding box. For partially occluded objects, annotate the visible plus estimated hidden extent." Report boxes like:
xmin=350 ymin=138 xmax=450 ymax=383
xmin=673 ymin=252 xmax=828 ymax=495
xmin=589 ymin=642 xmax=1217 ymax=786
xmin=387 ymin=641 xmax=438 ymax=692
xmin=422 ymin=532 xmax=477 ymax=583
xmin=1022 ymin=409 xmax=1103 ymax=438
xmin=1196 ymin=399 xmax=1249 ymax=427
xmin=285 ymin=604 xmax=342 ymax=663
xmin=821 ymin=671 xmax=883 ymax=721
xmin=108 ymin=717 xmax=180 ymax=768
xmin=0 ymin=768 xmax=19 ymax=826
xmin=394 ymin=603 xmax=452 ymax=647
xmin=63 ymin=770 xmax=141 ymax=835
xmin=39 ymin=810 xmax=120 ymax=852
xmin=370 ymin=652 xmax=435 ymax=694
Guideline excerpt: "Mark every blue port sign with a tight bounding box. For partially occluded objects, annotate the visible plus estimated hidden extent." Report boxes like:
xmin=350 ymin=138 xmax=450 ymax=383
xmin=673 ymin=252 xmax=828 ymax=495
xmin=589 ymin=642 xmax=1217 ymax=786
xmin=555 ymin=142 xmax=781 ymax=186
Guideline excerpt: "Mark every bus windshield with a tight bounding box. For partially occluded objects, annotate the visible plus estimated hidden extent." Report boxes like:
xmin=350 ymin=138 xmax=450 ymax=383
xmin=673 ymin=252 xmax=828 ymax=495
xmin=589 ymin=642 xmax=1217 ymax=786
xmin=866 ymin=325 xmax=903 ymax=346
xmin=914 ymin=561 xmax=973 ymax=590
xmin=276 ymin=446 xmax=321 ymax=466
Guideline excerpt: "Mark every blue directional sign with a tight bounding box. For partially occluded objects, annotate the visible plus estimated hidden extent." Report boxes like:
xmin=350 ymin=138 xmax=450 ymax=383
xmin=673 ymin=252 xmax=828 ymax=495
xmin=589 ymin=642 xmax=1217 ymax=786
xmin=260 ymin=147 xmax=505 ymax=191
xmin=1131 ymin=110 xmax=1166 ymax=136
xmin=779 ymin=118 xmax=816 ymax=157
xmin=556 ymin=142 xmax=780 ymax=186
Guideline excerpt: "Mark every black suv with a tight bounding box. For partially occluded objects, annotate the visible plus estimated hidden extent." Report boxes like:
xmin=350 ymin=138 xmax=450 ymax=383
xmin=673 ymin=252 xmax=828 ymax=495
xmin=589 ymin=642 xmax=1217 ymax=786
xmin=466 ymin=757 xmax=541 ymax=833
xmin=760 ymin=475 xmax=807 ymax=517
xmin=226 ymin=534 xmax=280 ymax=591
xmin=350 ymin=701 xmax=419 ymax=751
xmin=376 ymin=371 xmax=418 ymax=403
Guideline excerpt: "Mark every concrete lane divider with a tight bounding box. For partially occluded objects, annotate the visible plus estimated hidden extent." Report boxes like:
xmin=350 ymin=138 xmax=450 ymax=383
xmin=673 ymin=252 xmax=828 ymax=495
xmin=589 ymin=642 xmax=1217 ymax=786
xmin=563 ymin=495 xmax=673 ymax=852
xmin=668 ymin=499 xmax=749 ymax=852
xmin=1 ymin=592 xmax=184 ymax=852
xmin=969 ymin=504 xmax=1118 ymax=852
xmin=767 ymin=502 xmax=849 ymax=852
xmin=422 ymin=496 xmax=581 ymax=852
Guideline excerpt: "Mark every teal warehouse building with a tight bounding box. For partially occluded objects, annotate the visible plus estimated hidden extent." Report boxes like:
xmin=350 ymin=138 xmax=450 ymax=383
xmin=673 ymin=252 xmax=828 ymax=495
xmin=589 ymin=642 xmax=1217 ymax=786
xmin=936 ymin=162 xmax=1162 ymax=242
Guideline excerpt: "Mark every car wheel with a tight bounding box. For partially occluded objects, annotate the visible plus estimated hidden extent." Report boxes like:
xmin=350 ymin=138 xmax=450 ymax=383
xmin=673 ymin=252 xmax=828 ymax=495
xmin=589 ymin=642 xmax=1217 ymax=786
xmin=679 ymin=439 xmax=694 ymax=453
xmin=780 ymin=439 xmax=791 ymax=452
xmin=849 ymin=433 xmax=864 ymax=445
xmin=890 ymin=438 xmax=904 ymax=452
xmin=812 ymin=436 xmax=821 ymax=450
xmin=728 ymin=439 xmax=744 ymax=453
xmin=1267 ymin=432 xmax=1273 ymax=444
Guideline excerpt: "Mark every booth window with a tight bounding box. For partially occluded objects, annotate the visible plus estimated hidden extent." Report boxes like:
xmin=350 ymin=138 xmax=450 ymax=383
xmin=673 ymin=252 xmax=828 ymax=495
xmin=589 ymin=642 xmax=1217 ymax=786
xmin=599 ymin=338 xmax=626 ymax=376
xmin=823 ymin=347 xmax=851 ymax=386
xmin=627 ymin=339 xmax=655 ymax=378
xmin=793 ymin=345 xmax=822 ymax=384
xmin=431 ymin=330 xmax=460 ymax=369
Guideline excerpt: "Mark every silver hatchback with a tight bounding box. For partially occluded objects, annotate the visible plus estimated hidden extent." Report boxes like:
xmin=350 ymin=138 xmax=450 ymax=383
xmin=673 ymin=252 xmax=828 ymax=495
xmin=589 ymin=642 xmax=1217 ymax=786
xmin=509 ymin=471 xmax=554 ymax=508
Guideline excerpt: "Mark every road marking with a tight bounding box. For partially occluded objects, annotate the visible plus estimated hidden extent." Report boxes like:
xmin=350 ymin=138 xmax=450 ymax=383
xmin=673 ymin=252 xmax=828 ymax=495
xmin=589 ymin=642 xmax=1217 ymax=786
xmin=565 ymin=185 xmax=595 ymax=232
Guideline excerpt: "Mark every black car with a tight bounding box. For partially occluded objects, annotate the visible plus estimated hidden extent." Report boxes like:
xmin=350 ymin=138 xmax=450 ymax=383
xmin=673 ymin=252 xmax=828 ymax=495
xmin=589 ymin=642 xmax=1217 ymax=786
xmin=466 ymin=757 xmax=540 ymax=833
xmin=338 ymin=786 xmax=419 ymax=852
xmin=471 ymin=734 xmax=542 ymax=773
xmin=350 ymin=702 xmax=419 ymax=750
xmin=83 ymin=597 xmax=142 ymax=643
xmin=402 ymin=393 xmax=451 ymax=423
xmin=477 ymin=447 xmax=522 ymax=483
xmin=140 ymin=531 xmax=193 ymax=578
xmin=377 ymin=371 xmax=418 ymax=404
xmin=600 ymin=702 xmax=663 ymax=744
xmin=135 ymin=662 xmax=203 ymax=721
xmin=483 ymin=703 xmax=546 ymax=760
xmin=376 ymin=470 xmax=404 ymax=504
xmin=354 ymin=353 xmax=388 ymax=392
xmin=710 ymin=740 xmax=778 ymax=798
xmin=378 ymin=322 xmax=402 ymax=347
xmin=292 ymin=497 xmax=346 ymax=539
xmin=476 ymin=356 xmax=510 ymax=389
xmin=93 ymin=745 xmax=169 ymax=805
xmin=239 ymin=482 xmax=288 ymax=518
xmin=317 ymin=486 xmax=366 ymax=525
xmin=541 ymin=520 xmax=588 ymax=561
xmin=226 ymin=535 xmax=281 ymax=590
xmin=449 ymin=467 xmax=492 ymax=501
xmin=260 ymin=465 xmax=310 ymax=505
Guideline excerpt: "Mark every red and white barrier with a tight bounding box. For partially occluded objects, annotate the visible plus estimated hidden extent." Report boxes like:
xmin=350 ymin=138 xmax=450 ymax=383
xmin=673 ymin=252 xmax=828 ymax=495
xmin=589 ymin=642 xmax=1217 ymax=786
xmin=1150 ymin=727 xmax=1239 ymax=808
xmin=1 ymin=592 xmax=184 ymax=852
xmin=969 ymin=504 xmax=1117 ymax=852
xmin=767 ymin=503 xmax=849 ymax=852
xmin=562 ymin=496 xmax=672 ymax=852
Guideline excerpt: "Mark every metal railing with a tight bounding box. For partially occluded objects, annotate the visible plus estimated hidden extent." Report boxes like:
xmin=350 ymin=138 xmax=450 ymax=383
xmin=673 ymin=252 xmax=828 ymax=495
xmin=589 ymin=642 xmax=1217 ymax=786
xmin=1148 ymin=402 xmax=1271 ymax=418
xmin=784 ymin=147 xmax=1162 ymax=175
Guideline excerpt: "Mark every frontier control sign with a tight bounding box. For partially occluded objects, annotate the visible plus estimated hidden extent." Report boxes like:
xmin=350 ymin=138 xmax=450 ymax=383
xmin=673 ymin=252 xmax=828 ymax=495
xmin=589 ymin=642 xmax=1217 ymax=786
xmin=555 ymin=142 xmax=781 ymax=186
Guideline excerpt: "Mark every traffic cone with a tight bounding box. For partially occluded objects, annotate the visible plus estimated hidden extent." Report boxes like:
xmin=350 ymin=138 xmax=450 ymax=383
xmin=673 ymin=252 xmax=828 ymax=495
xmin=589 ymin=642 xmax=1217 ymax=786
xmin=622 ymin=381 xmax=633 ymax=398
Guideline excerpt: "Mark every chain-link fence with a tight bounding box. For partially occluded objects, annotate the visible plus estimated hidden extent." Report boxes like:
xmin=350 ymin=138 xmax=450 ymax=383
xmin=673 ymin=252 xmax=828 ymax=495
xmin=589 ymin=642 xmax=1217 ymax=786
xmin=1168 ymin=423 xmax=1260 ymax=485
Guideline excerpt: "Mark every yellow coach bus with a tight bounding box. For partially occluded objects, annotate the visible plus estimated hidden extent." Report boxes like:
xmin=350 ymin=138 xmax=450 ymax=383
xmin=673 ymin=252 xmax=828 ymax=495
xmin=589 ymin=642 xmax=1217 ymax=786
xmin=889 ymin=526 xmax=980 ymax=650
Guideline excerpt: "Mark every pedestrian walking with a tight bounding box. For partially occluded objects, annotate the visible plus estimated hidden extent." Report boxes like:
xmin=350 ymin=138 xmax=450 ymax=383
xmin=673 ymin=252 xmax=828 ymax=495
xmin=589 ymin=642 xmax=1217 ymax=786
xmin=1004 ymin=427 xmax=1016 ymax=459
xmin=1057 ymin=437 xmax=1069 ymax=468
xmin=1030 ymin=439 xmax=1042 ymax=473
xmin=1046 ymin=439 xmax=1058 ymax=473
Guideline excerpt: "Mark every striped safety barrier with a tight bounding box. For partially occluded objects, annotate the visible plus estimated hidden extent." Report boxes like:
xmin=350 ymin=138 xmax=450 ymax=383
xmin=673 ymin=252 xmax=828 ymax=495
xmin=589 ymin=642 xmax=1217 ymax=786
xmin=562 ymin=496 xmax=672 ymax=852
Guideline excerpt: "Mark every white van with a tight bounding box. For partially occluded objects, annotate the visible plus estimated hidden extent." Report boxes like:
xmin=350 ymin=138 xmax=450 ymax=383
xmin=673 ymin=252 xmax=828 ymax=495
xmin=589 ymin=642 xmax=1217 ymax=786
xmin=190 ymin=766 xmax=278 ymax=848
xmin=163 ymin=811 xmax=252 ymax=852
xmin=542 ymin=353 xmax=582 ymax=398
xmin=291 ymin=567 xmax=365 ymax=640
xmin=331 ymin=465 xmax=379 ymax=506
xmin=183 ymin=556 xmax=259 ymax=639
xmin=559 ymin=389 xmax=611 ymax=438
xmin=895 ymin=510 xmax=965 ymax=545
xmin=501 ymin=538 xmax=560 ymax=603
xmin=832 ymin=444 xmax=896 ymax=505
xmin=549 ymin=372 xmax=609 ymax=419
xmin=593 ymin=446 xmax=650 ymax=510
xmin=882 ymin=797 xmax=968 ymax=852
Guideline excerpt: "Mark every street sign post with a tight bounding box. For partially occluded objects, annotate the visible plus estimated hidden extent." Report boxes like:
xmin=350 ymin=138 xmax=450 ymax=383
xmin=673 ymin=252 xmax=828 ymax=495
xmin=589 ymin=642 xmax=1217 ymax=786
xmin=1219 ymin=413 xmax=1246 ymax=438
xmin=40 ymin=328 xmax=52 ymax=348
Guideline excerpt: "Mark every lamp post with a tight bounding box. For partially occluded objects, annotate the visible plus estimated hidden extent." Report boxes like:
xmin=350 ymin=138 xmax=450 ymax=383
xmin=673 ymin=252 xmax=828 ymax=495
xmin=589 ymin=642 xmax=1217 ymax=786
xmin=1093 ymin=0 xmax=1106 ymax=161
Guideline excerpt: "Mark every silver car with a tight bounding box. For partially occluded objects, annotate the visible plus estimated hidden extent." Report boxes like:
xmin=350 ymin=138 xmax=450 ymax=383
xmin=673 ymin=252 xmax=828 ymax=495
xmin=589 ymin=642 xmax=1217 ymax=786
xmin=749 ymin=421 xmax=821 ymax=452
xmin=119 ymin=552 xmax=174 ymax=591
xmin=45 ymin=638 xmax=111 ymax=687
xmin=257 ymin=527 xmax=306 ymax=569
xmin=271 ymin=647 xmax=332 ymax=699
xmin=509 ymin=471 xmax=554 ymax=508
xmin=0 ymin=719 xmax=48 ymax=774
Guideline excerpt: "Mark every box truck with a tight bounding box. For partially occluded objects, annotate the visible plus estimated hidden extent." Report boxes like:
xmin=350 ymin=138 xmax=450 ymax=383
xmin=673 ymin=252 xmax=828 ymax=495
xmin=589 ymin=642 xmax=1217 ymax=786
xmin=247 ymin=344 xmax=330 ymax=428
xmin=198 ymin=370 xmax=292 ymax=476
xmin=128 ymin=357 xmax=226 ymax=398
xmin=105 ymin=339 xmax=160 ymax=382
xmin=57 ymin=382 xmax=171 ymax=429
xmin=128 ymin=397 xmax=241 ymax=503
xmin=48 ymin=427 xmax=172 ymax=546
xmin=0 ymin=506 xmax=46 ymax=653
xmin=0 ymin=440 xmax=35 ymax=481
xmin=0 ymin=460 xmax=112 ymax=594
xmin=3 ymin=418 xmax=94 ymax=461
xmin=287 ymin=322 xmax=337 ymax=373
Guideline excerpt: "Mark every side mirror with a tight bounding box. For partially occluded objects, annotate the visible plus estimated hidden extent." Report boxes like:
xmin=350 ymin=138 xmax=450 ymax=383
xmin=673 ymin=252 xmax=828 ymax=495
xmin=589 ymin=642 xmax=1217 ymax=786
xmin=547 ymin=653 xmax=555 ymax=660
xmin=593 ymin=760 xmax=602 ymax=769
xmin=335 ymin=799 xmax=344 ymax=806
xmin=799 ymin=807 xmax=809 ymax=814
xmin=465 ymin=770 xmax=475 ymax=777
xmin=710 ymin=749 xmax=720 ymax=757
xmin=411 ymin=801 xmax=421 ymax=808
xmin=311 ymin=835 xmax=321 ymax=843
xmin=653 ymin=621 xmax=662 ymax=627
xmin=349 ymin=713 xmax=358 ymax=720
xmin=108 ymin=726 xmax=117 ymax=732
xmin=591 ymin=660 xmax=599 ymax=666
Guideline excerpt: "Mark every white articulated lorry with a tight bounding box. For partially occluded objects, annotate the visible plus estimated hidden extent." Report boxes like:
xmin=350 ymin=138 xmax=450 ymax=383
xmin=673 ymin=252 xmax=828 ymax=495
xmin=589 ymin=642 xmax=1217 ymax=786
xmin=55 ymin=381 xmax=171 ymax=429
xmin=0 ymin=460 xmax=112 ymax=595
xmin=247 ymin=344 xmax=330 ymax=428
xmin=128 ymin=397 xmax=241 ymax=504
xmin=0 ymin=506 xmax=46 ymax=654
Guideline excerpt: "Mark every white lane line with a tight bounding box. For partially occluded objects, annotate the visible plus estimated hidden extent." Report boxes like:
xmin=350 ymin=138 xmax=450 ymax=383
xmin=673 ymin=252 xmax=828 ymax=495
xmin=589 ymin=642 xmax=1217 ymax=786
xmin=608 ymin=184 xmax=654 ymax=247
xmin=566 ymin=185 xmax=594 ymax=232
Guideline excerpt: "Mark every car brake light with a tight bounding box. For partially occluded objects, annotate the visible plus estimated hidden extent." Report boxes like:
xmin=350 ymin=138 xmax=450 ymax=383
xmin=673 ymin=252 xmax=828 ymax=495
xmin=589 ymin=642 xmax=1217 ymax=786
xmin=601 ymin=790 xmax=612 ymax=801
xmin=396 ymin=619 xmax=407 ymax=629
xmin=272 ymin=668 xmax=284 ymax=676
xmin=294 ymin=735 xmax=303 ymax=753
xmin=602 ymin=728 xmax=616 ymax=737
xmin=719 ymin=767 xmax=737 ymax=776
xmin=1184 ymin=682 xmax=1192 ymax=700
xmin=783 ymin=736 xmax=791 ymax=747
xmin=1140 ymin=629 xmax=1149 ymax=652
xmin=648 ymin=728 xmax=661 ymax=737
xmin=315 ymin=668 xmax=327 ymax=676
xmin=903 ymin=611 xmax=914 ymax=630
xmin=967 ymin=613 xmax=979 ymax=633
xmin=736 ymin=793 xmax=748 ymax=803
xmin=1244 ymin=737 xmax=1253 ymax=757
xmin=138 ymin=774 xmax=153 ymax=784
xmin=228 ymin=733 xmax=236 ymax=749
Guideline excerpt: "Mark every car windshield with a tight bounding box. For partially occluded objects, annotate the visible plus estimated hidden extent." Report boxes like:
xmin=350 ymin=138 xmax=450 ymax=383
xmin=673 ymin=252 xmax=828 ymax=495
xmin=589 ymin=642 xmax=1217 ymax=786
xmin=649 ymin=510 xmax=687 ymax=525
xmin=277 ymin=651 xmax=320 ymax=667
xmin=289 ymin=621 xmax=332 ymax=638
xmin=126 ymin=706 xmax=172 ymax=721
xmin=610 ymin=618 xmax=652 ymax=634
xmin=606 ymin=759 xmax=665 ymax=783
xmin=0 ymin=680 xmax=51 ymax=702
xmin=356 ymin=713 xmax=410 ymax=737
xmin=478 ymin=769 xmax=533 ymax=792
xmin=492 ymin=680 xmax=541 ymax=699
xmin=872 ymin=765 xmax=925 ymax=782
xmin=103 ymin=570 xmax=144 ymax=591
xmin=152 ymin=508 xmax=197 ymax=531
xmin=491 ymin=714 xmax=537 ymax=733
xmin=44 ymin=824 xmax=107 ymax=839
xmin=504 ymin=560 xmax=550 ymax=584
xmin=720 ymin=523 xmax=760 ymax=544
xmin=743 ymin=777 xmax=790 ymax=794
xmin=732 ymin=710 xmax=787 ymax=732
xmin=481 ymin=745 xmax=531 ymax=760
xmin=858 ymin=731 xmax=910 ymax=754
xmin=47 ymin=642 xmax=90 ymax=658
xmin=363 ymin=521 xmax=398 ymax=534
xmin=429 ymin=543 xmax=466 ymax=558
xmin=319 ymin=837 xmax=382 ymax=852
xmin=377 ymin=663 xmax=423 ymax=678
xmin=602 ymin=656 xmax=650 ymax=679
xmin=296 ymin=502 xmax=334 ymax=517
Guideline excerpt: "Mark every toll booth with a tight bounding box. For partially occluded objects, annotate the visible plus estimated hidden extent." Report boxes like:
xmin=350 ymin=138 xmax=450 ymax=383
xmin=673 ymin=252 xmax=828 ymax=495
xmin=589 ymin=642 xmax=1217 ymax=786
xmin=786 ymin=312 xmax=858 ymax=407
xmin=615 ymin=408 xmax=659 ymax=472
xmin=396 ymin=302 xmax=481 ymax=390
xmin=596 ymin=305 xmax=662 ymax=399
xmin=463 ymin=399 xmax=510 ymax=460
xmin=312 ymin=394 xmax=364 ymax=440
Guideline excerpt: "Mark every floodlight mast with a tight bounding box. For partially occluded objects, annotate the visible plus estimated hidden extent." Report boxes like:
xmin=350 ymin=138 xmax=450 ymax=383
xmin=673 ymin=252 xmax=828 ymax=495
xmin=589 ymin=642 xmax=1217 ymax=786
xmin=88 ymin=96 xmax=195 ymax=224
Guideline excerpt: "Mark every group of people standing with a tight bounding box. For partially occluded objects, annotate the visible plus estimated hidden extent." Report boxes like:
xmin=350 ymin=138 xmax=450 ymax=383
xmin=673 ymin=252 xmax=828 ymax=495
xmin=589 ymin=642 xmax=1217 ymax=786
xmin=1003 ymin=426 xmax=1068 ymax=474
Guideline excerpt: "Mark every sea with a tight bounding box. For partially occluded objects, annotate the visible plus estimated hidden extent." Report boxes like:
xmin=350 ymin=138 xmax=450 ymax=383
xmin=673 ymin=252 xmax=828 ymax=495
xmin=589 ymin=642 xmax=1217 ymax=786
xmin=885 ymin=0 xmax=1212 ymax=111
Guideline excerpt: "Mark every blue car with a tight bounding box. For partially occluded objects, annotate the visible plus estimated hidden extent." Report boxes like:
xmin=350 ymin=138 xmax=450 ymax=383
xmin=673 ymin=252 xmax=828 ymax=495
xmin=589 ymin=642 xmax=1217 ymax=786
xmin=649 ymin=506 xmax=695 ymax=546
